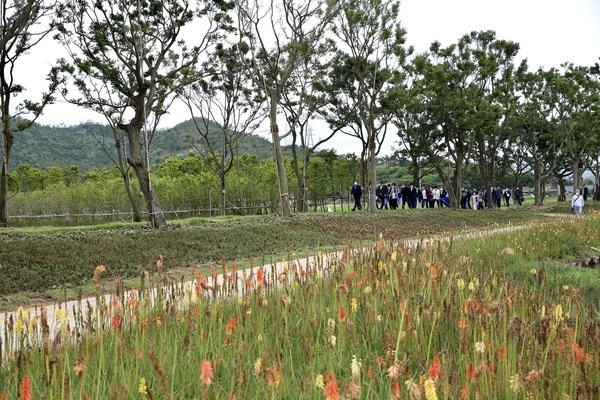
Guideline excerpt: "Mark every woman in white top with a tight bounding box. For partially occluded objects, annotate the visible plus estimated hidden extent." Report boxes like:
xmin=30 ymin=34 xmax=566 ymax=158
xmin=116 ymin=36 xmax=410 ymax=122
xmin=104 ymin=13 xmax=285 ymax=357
xmin=571 ymin=189 xmax=584 ymax=219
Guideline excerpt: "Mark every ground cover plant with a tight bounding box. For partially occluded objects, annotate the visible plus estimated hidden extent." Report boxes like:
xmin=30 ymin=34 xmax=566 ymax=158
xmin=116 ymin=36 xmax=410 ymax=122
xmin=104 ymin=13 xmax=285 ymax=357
xmin=0 ymin=208 xmax=542 ymax=311
xmin=0 ymin=211 xmax=599 ymax=398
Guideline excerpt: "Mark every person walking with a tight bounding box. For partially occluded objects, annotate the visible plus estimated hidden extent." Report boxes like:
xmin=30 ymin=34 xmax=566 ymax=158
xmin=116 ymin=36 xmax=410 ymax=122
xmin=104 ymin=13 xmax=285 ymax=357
xmin=571 ymin=188 xmax=584 ymax=219
xmin=351 ymin=180 xmax=362 ymax=211
xmin=376 ymin=181 xmax=389 ymax=209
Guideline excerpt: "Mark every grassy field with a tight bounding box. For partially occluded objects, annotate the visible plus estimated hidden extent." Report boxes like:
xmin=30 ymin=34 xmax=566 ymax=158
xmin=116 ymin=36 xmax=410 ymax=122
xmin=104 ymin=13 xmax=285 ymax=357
xmin=0 ymin=206 xmax=563 ymax=311
xmin=1 ymin=205 xmax=599 ymax=398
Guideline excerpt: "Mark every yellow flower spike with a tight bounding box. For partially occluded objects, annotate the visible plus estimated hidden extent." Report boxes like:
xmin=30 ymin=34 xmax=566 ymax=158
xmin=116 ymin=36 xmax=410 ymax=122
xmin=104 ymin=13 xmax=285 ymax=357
xmin=139 ymin=377 xmax=148 ymax=394
xmin=351 ymin=355 xmax=361 ymax=380
xmin=29 ymin=316 xmax=38 ymax=337
xmin=351 ymin=298 xmax=358 ymax=312
xmin=457 ymin=278 xmax=465 ymax=290
xmin=14 ymin=315 xmax=23 ymax=335
xmin=391 ymin=251 xmax=397 ymax=261
xmin=541 ymin=305 xmax=546 ymax=318
xmin=317 ymin=251 xmax=322 ymax=258
xmin=329 ymin=335 xmax=337 ymax=348
xmin=258 ymin=333 xmax=263 ymax=342
xmin=254 ymin=358 xmax=262 ymax=377
xmin=424 ymin=378 xmax=438 ymax=400
xmin=554 ymin=304 xmax=563 ymax=323
xmin=315 ymin=374 xmax=324 ymax=389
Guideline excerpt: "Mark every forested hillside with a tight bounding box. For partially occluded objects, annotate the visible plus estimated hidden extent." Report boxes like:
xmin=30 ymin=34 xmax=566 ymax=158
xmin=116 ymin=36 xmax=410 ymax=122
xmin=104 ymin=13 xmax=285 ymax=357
xmin=9 ymin=119 xmax=278 ymax=172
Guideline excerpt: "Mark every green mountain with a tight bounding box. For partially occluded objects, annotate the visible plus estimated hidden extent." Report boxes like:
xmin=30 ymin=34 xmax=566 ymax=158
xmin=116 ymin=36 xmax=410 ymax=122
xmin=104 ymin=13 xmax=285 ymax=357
xmin=9 ymin=119 xmax=277 ymax=172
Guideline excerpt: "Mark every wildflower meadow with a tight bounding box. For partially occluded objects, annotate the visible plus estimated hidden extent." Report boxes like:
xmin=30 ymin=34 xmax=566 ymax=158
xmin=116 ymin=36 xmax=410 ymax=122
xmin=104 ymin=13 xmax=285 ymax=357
xmin=1 ymin=214 xmax=599 ymax=399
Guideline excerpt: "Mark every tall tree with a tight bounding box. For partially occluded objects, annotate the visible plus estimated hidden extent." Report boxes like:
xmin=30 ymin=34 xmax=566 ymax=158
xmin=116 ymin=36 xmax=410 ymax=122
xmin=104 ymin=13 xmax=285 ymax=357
xmin=179 ymin=42 xmax=265 ymax=216
xmin=53 ymin=0 xmax=233 ymax=228
xmin=466 ymin=31 xmax=520 ymax=208
xmin=513 ymin=67 xmax=558 ymax=205
xmin=318 ymin=0 xmax=410 ymax=212
xmin=546 ymin=63 xmax=600 ymax=194
xmin=280 ymin=55 xmax=337 ymax=212
xmin=0 ymin=0 xmax=56 ymax=227
xmin=236 ymin=0 xmax=338 ymax=217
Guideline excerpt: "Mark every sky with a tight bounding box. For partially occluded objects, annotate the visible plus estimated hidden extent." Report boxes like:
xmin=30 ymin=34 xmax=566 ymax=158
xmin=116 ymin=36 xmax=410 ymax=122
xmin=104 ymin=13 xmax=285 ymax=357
xmin=17 ymin=0 xmax=600 ymax=157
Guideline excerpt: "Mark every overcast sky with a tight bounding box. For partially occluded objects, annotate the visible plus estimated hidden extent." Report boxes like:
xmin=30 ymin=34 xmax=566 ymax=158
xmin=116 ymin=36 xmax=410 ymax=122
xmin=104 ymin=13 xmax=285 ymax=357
xmin=20 ymin=0 xmax=600 ymax=156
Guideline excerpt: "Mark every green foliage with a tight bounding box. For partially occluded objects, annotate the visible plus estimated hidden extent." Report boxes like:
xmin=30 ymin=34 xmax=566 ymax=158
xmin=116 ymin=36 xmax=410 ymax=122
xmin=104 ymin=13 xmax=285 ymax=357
xmin=1 ymin=213 xmax=599 ymax=398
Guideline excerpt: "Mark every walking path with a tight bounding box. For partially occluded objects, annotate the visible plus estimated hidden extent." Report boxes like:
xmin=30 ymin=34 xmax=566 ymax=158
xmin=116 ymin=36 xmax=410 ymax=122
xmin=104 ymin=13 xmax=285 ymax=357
xmin=0 ymin=216 xmax=570 ymax=359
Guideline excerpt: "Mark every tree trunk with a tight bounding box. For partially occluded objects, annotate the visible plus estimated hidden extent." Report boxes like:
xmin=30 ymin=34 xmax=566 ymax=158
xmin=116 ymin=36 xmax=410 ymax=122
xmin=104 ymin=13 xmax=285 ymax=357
xmin=556 ymin=174 xmax=566 ymax=202
xmin=0 ymin=123 xmax=12 ymax=227
xmin=368 ymin=132 xmax=377 ymax=213
xmin=269 ymin=97 xmax=292 ymax=217
xmin=124 ymin=124 xmax=167 ymax=228
xmin=572 ymin=160 xmax=581 ymax=194
xmin=219 ymin=170 xmax=226 ymax=216
xmin=113 ymin=130 xmax=142 ymax=222
xmin=122 ymin=174 xmax=142 ymax=222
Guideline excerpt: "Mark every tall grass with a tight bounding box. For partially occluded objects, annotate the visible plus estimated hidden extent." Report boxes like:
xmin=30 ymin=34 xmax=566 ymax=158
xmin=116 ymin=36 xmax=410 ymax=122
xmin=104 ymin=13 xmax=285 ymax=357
xmin=1 ymin=216 xmax=599 ymax=399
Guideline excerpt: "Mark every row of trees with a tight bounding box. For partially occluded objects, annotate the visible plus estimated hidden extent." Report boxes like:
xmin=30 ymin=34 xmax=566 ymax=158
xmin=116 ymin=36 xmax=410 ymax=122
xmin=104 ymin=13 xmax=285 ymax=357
xmin=1 ymin=0 xmax=599 ymax=228
xmin=8 ymin=153 xmax=366 ymax=218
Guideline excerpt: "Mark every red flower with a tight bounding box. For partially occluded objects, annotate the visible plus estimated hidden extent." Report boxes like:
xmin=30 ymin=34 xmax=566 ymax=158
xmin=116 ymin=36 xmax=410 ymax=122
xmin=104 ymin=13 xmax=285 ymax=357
xmin=256 ymin=268 xmax=264 ymax=286
xmin=111 ymin=315 xmax=121 ymax=331
xmin=428 ymin=357 xmax=443 ymax=381
xmin=466 ymin=362 xmax=474 ymax=380
xmin=339 ymin=307 xmax=346 ymax=322
xmin=200 ymin=360 xmax=213 ymax=388
xmin=225 ymin=316 xmax=237 ymax=335
xmin=323 ymin=372 xmax=339 ymax=400
xmin=19 ymin=375 xmax=32 ymax=400
xmin=497 ymin=346 xmax=506 ymax=360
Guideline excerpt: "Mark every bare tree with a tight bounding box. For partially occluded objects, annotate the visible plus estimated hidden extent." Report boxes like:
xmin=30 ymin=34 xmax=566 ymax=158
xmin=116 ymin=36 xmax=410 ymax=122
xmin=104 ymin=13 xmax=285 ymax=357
xmin=236 ymin=0 xmax=339 ymax=217
xmin=179 ymin=43 xmax=265 ymax=216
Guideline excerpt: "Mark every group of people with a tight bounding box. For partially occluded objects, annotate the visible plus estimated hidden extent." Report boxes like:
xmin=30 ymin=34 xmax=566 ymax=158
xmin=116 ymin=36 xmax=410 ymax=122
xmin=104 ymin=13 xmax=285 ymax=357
xmin=350 ymin=181 xmax=530 ymax=211
xmin=351 ymin=180 xmax=590 ymax=219
xmin=351 ymin=181 xmax=450 ymax=211
xmin=459 ymin=186 xmax=525 ymax=210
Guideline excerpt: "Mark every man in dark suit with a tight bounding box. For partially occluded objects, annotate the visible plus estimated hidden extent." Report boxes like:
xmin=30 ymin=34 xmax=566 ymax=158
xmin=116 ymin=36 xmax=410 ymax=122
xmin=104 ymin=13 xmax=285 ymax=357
xmin=351 ymin=180 xmax=362 ymax=211
xmin=400 ymin=184 xmax=409 ymax=209
xmin=376 ymin=181 xmax=388 ymax=209
xmin=408 ymin=183 xmax=418 ymax=209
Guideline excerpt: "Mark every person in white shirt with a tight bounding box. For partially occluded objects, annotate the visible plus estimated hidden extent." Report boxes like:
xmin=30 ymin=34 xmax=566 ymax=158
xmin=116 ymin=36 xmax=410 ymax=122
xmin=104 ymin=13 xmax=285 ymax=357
xmin=571 ymin=189 xmax=584 ymax=219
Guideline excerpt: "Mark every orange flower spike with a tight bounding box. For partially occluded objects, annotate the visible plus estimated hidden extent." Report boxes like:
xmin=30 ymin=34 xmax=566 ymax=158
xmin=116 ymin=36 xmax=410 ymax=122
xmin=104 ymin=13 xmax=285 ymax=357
xmin=323 ymin=372 xmax=340 ymax=400
xmin=225 ymin=316 xmax=237 ymax=335
xmin=111 ymin=315 xmax=121 ymax=331
xmin=497 ymin=346 xmax=506 ymax=361
xmin=428 ymin=357 xmax=443 ymax=381
xmin=74 ymin=360 xmax=86 ymax=377
xmin=256 ymin=268 xmax=264 ymax=286
xmin=459 ymin=382 xmax=470 ymax=400
xmin=339 ymin=307 xmax=346 ymax=322
xmin=19 ymin=375 xmax=32 ymax=400
xmin=390 ymin=380 xmax=401 ymax=399
xmin=267 ymin=364 xmax=281 ymax=389
xmin=1 ymin=392 xmax=8 ymax=400
xmin=200 ymin=360 xmax=214 ymax=388
xmin=466 ymin=362 xmax=475 ymax=380
xmin=194 ymin=269 xmax=202 ymax=280
xmin=459 ymin=316 xmax=467 ymax=330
